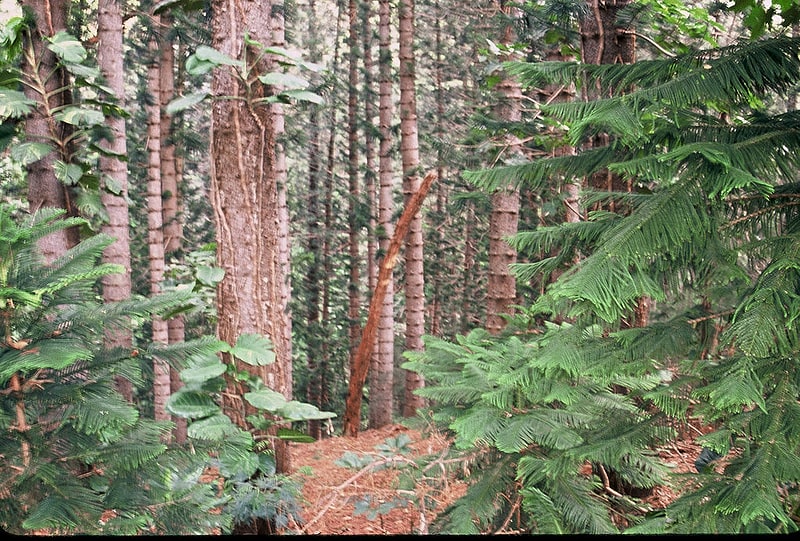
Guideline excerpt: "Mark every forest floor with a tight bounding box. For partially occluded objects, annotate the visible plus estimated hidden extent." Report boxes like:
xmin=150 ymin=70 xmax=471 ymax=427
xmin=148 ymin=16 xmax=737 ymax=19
xmin=286 ymin=420 xmax=709 ymax=535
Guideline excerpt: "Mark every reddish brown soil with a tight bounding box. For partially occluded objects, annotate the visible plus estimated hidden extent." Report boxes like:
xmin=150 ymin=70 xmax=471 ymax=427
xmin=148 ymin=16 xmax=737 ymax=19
xmin=287 ymin=421 xmax=707 ymax=535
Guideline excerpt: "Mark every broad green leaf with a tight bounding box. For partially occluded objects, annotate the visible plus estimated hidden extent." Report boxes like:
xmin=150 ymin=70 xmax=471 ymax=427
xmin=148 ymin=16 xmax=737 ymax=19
xmin=55 ymin=106 xmax=105 ymax=127
xmin=180 ymin=357 xmax=227 ymax=385
xmin=194 ymin=45 xmax=242 ymax=67
xmin=11 ymin=142 xmax=53 ymax=165
xmin=244 ymin=388 xmax=287 ymax=412
xmin=276 ymin=427 xmax=316 ymax=443
xmin=54 ymin=161 xmax=84 ymax=185
xmin=63 ymin=62 xmax=101 ymax=80
xmin=279 ymin=400 xmax=336 ymax=421
xmin=47 ymin=31 xmax=87 ymax=64
xmin=103 ymin=174 xmax=124 ymax=195
xmin=230 ymin=333 xmax=275 ymax=366
xmin=165 ymin=390 xmax=219 ymax=419
xmin=75 ymin=189 xmax=107 ymax=223
xmin=185 ymin=55 xmax=216 ymax=76
xmin=0 ymin=88 xmax=35 ymax=119
xmin=279 ymin=89 xmax=324 ymax=105
xmin=257 ymin=72 xmax=309 ymax=89
xmin=166 ymin=91 xmax=209 ymax=114
xmin=195 ymin=265 xmax=225 ymax=287
xmin=186 ymin=413 xmax=240 ymax=440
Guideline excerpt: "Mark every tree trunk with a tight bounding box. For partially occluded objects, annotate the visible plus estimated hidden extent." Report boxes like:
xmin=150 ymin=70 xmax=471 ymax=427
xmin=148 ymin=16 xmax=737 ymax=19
xmin=486 ymin=1 xmax=522 ymax=335
xmin=398 ymin=0 xmax=425 ymax=418
xmin=304 ymin=0 xmax=324 ymax=441
xmin=579 ymin=0 xmax=648 ymax=328
xmin=343 ymin=171 xmax=436 ymax=437
xmin=346 ymin=0 xmax=363 ymax=421
xmin=97 ymin=0 xmax=134 ymax=402
xmin=20 ymin=0 xmax=78 ymax=261
xmin=210 ymin=0 xmax=292 ymax=474
xmin=158 ymin=12 xmax=187 ymax=443
xmin=369 ymin=0 xmax=396 ymax=430
xmin=146 ymin=25 xmax=171 ymax=428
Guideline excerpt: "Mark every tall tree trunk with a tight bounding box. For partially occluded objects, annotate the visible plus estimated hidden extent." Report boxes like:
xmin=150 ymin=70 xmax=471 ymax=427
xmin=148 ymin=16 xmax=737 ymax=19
xmin=320 ymin=2 xmax=346 ymax=435
xmin=210 ymin=0 xmax=292 ymax=474
xmin=346 ymin=0 xmax=362 ymax=425
xmin=361 ymin=1 xmax=384 ymax=429
xmin=369 ymin=0 xmax=396 ymax=429
xmin=486 ymin=1 xmax=522 ymax=336
xmin=343 ymin=171 xmax=436 ymax=437
xmin=146 ymin=24 xmax=171 ymax=427
xmin=158 ymin=13 xmax=187 ymax=443
xmin=304 ymin=0 xmax=324 ymax=441
xmin=579 ymin=0 xmax=648 ymax=328
xmin=362 ymin=0 xmax=377 ymax=295
xmin=398 ymin=0 xmax=425 ymax=418
xmin=97 ymin=0 xmax=134 ymax=402
xmin=20 ymin=0 xmax=78 ymax=261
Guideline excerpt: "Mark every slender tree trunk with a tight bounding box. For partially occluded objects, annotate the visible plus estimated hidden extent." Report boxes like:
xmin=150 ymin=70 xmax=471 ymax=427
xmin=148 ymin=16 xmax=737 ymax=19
xmin=343 ymin=171 xmax=436 ymax=437
xmin=361 ymin=2 xmax=383 ymax=429
xmin=158 ymin=13 xmax=187 ymax=443
xmin=369 ymin=0 xmax=396 ymax=429
xmin=146 ymin=24 xmax=171 ymax=426
xmin=398 ymin=0 xmax=425 ymax=418
xmin=579 ymin=0 xmax=648 ymax=328
xmin=97 ymin=0 xmax=134 ymax=402
xmin=304 ymin=0 xmax=324 ymax=441
xmin=210 ymin=0 xmax=292 ymax=474
xmin=362 ymin=0 xmax=377 ymax=295
xmin=20 ymin=0 xmax=78 ymax=261
xmin=486 ymin=1 xmax=522 ymax=336
xmin=321 ymin=2 xmax=346 ymax=434
xmin=346 ymin=0 xmax=362 ymax=418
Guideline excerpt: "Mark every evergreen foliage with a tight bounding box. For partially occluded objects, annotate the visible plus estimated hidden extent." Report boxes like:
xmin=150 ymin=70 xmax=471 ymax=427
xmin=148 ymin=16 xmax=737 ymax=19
xmin=0 ymin=206 xmax=333 ymax=534
xmin=404 ymin=33 xmax=800 ymax=534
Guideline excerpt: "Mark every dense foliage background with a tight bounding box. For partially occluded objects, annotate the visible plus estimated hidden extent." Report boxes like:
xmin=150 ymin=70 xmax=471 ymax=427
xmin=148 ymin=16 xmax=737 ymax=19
xmin=2 ymin=0 xmax=800 ymax=534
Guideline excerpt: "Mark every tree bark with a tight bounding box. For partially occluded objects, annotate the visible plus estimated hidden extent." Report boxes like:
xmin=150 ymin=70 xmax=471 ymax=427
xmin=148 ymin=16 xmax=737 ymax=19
xmin=346 ymin=0 xmax=362 ymax=415
xmin=369 ymin=0 xmax=396 ymax=430
xmin=398 ymin=0 xmax=426 ymax=418
xmin=146 ymin=24 xmax=171 ymax=427
xmin=210 ymin=0 xmax=292 ymax=474
xmin=97 ymin=0 xmax=134 ymax=402
xmin=20 ymin=0 xmax=78 ymax=261
xmin=343 ymin=171 xmax=437 ymax=437
xmin=158 ymin=12 xmax=188 ymax=443
xmin=486 ymin=1 xmax=522 ymax=335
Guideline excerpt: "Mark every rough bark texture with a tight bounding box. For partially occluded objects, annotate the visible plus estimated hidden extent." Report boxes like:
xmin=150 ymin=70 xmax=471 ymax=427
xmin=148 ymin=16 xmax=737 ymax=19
xmin=369 ymin=0 xmax=396 ymax=430
xmin=158 ymin=13 xmax=187 ymax=443
xmin=343 ymin=172 xmax=437 ymax=437
xmin=398 ymin=0 xmax=426 ymax=418
xmin=146 ymin=28 xmax=171 ymax=425
xmin=486 ymin=1 xmax=522 ymax=336
xmin=97 ymin=0 xmax=134 ymax=402
xmin=210 ymin=0 xmax=292 ymax=474
xmin=20 ymin=0 xmax=78 ymax=261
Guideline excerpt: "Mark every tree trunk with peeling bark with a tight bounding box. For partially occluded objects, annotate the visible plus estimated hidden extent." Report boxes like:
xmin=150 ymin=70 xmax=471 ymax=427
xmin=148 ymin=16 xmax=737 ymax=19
xmin=210 ymin=0 xmax=293 ymax=475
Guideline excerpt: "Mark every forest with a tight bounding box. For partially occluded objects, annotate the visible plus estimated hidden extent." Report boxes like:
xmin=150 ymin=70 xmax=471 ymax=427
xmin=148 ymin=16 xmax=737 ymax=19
xmin=2 ymin=0 xmax=800 ymax=534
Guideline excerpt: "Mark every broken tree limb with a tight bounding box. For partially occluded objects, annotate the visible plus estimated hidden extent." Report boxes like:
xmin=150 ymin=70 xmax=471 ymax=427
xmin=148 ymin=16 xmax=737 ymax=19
xmin=342 ymin=170 xmax=437 ymax=437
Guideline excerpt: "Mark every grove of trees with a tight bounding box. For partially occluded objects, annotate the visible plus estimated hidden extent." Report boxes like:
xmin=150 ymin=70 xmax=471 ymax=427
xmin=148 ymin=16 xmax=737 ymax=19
xmin=2 ymin=0 xmax=800 ymax=534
